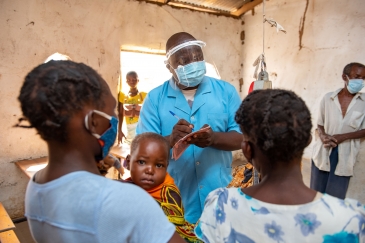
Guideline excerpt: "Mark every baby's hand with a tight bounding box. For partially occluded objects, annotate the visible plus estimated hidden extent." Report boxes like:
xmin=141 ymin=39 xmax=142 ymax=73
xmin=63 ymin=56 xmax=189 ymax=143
xmin=103 ymin=154 xmax=117 ymax=167
xmin=103 ymin=154 xmax=124 ymax=177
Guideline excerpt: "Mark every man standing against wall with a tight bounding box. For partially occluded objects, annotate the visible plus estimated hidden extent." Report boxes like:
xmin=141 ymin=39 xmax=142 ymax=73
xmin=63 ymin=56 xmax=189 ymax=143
xmin=311 ymin=62 xmax=365 ymax=199
xmin=136 ymin=32 xmax=242 ymax=223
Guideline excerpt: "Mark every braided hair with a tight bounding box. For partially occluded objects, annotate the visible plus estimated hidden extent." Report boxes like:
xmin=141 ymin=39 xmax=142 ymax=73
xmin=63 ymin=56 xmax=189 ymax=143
xmin=235 ymin=89 xmax=312 ymax=163
xmin=17 ymin=60 xmax=107 ymax=142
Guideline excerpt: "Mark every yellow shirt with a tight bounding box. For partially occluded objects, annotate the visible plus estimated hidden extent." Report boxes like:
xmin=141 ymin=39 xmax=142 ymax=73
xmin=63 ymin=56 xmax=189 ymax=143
xmin=118 ymin=91 xmax=147 ymax=124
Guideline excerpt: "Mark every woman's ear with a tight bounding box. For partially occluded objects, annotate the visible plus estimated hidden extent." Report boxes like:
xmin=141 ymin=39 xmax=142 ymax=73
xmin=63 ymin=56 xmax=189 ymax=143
xmin=84 ymin=111 xmax=95 ymax=132
xmin=241 ymin=140 xmax=253 ymax=164
xmin=88 ymin=111 xmax=110 ymax=135
xmin=88 ymin=112 xmax=99 ymax=134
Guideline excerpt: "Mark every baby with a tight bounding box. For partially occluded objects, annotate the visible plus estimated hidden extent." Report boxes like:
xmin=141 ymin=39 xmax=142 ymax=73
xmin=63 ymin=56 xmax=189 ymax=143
xmin=123 ymin=132 xmax=201 ymax=243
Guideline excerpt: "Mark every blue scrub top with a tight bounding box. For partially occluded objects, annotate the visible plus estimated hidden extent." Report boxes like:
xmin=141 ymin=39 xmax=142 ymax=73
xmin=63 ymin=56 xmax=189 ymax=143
xmin=136 ymin=76 xmax=242 ymax=223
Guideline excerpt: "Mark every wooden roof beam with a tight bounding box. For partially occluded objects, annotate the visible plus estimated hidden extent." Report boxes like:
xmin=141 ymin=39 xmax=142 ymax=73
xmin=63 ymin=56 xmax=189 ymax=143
xmin=168 ymin=1 xmax=223 ymax=14
xmin=231 ymin=0 xmax=263 ymax=17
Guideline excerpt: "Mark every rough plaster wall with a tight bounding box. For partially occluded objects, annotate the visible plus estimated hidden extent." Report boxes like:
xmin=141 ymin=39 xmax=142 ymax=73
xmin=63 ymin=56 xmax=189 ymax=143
xmin=0 ymin=0 xmax=242 ymax=217
xmin=241 ymin=0 xmax=365 ymax=202
xmin=241 ymin=0 xmax=365 ymax=159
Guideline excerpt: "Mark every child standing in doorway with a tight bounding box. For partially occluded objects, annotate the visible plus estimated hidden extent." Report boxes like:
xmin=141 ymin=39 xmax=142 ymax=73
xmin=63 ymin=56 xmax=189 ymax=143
xmin=123 ymin=132 xmax=202 ymax=243
xmin=118 ymin=71 xmax=147 ymax=144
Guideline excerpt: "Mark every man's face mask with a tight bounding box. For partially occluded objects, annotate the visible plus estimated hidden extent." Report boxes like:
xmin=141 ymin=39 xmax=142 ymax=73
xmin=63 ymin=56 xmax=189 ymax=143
xmin=346 ymin=75 xmax=365 ymax=94
xmin=85 ymin=110 xmax=118 ymax=160
xmin=174 ymin=61 xmax=206 ymax=88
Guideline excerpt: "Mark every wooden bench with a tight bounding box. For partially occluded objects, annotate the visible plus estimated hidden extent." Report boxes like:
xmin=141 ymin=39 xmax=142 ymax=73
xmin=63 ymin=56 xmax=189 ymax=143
xmin=0 ymin=230 xmax=20 ymax=243
xmin=0 ymin=203 xmax=15 ymax=233
xmin=0 ymin=202 xmax=19 ymax=243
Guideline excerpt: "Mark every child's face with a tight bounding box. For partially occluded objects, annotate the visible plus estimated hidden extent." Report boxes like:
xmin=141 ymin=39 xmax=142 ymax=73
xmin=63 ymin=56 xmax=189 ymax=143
xmin=129 ymin=139 xmax=168 ymax=190
xmin=126 ymin=74 xmax=139 ymax=89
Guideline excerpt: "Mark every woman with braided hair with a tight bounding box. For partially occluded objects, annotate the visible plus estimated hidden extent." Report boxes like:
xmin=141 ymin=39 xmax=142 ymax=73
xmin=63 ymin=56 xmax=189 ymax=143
xmin=17 ymin=60 xmax=185 ymax=243
xmin=195 ymin=89 xmax=365 ymax=243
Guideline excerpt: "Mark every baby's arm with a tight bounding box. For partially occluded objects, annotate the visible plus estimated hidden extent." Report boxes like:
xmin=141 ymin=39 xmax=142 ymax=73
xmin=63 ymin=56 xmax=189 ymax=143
xmin=102 ymin=154 xmax=125 ymax=176
xmin=161 ymin=185 xmax=203 ymax=242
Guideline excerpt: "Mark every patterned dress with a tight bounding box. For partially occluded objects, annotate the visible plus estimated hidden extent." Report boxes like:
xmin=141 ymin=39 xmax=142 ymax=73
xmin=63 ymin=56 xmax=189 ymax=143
xmin=124 ymin=174 xmax=202 ymax=243
xmin=195 ymin=187 xmax=365 ymax=243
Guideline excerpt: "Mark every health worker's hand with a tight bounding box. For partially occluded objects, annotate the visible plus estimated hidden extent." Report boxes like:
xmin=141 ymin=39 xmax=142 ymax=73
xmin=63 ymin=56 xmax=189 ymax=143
xmin=169 ymin=119 xmax=194 ymax=147
xmin=186 ymin=124 xmax=215 ymax=148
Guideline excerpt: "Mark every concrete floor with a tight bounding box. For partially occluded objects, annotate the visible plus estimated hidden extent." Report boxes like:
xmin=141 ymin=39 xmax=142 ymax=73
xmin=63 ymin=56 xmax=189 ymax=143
xmin=13 ymin=221 xmax=35 ymax=243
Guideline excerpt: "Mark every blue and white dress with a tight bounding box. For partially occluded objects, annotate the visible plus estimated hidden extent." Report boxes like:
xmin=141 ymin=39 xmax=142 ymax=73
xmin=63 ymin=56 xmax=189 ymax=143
xmin=195 ymin=187 xmax=365 ymax=243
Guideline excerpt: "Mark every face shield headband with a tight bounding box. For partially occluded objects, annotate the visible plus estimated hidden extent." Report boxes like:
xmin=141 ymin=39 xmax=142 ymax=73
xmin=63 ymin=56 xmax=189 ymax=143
xmin=164 ymin=40 xmax=206 ymax=64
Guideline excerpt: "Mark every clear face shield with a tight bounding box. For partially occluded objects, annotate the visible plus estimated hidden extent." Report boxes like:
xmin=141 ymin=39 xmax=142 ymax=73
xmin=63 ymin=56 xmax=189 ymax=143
xmin=165 ymin=41 xmax=207 ymax=89
xmin=167 ymin=45 xmax=204 ymax=68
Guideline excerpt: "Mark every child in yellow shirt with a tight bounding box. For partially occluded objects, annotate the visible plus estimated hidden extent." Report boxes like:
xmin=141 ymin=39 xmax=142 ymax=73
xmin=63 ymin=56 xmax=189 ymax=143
xmin=118 ymin=71 xmax=147 ymax=144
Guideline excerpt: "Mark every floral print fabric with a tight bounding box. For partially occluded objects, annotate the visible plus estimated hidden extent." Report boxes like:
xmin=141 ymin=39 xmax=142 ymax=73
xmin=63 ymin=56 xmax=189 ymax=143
xmin=195 ymin=188 xmax=365 ymax=243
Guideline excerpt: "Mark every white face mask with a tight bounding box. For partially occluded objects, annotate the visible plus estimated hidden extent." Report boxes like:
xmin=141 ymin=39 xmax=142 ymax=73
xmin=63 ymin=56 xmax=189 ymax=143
xmin=346 ymin=75 xmax=365 ymax=94
xmin=173 ymin=61 xmax=206 ymax=88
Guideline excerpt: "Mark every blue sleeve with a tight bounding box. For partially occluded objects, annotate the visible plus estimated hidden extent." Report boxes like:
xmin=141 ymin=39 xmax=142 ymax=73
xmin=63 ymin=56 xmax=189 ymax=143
xmin=136 ymin=91 xmax=162 ymax=135
xmin=97 ymin=182 xmax=175 ymax=243
xmin=227 ymin=84 xmax=242 ymax=133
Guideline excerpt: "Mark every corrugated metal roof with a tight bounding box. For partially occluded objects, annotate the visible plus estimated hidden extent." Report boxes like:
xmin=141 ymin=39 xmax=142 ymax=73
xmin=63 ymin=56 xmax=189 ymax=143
xmin=174 ymin=0 xmax=252 ymax=13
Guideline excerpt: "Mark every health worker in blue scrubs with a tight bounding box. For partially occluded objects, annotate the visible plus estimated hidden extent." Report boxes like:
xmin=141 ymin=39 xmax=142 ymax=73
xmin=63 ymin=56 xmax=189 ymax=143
xmin=136 ymin=32 xmax=242 ymax=224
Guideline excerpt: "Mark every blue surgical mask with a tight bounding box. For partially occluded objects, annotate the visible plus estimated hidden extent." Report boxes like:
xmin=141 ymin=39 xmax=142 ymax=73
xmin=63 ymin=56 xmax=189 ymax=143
xmin=85 ymin=110 xmax=118 ymax=160
xmin=174 ymin=61 xmax=206 ymax=88
xmin=346 ymin=76 xmax=364 ymax=94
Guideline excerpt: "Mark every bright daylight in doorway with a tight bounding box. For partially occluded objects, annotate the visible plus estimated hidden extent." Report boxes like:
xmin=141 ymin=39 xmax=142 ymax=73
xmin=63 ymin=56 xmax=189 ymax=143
xmin=119 ymin=51 xmax=221 ymax=94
